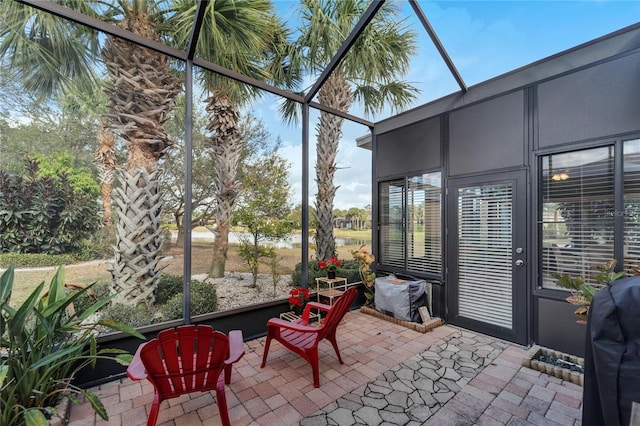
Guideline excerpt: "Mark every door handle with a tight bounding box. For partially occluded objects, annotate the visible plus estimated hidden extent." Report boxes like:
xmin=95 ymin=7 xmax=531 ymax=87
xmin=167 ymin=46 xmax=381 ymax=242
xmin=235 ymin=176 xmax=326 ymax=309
xmin=515 ymin=259 xmax=524 ymax=267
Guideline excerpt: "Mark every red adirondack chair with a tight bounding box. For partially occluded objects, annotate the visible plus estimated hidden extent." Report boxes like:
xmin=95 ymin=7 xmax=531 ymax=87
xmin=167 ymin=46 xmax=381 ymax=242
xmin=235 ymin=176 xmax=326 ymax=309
xmin=261 ymin=286 xmax=357 ymax=388
xmin=126 ymin=325 xmax=244 ymax=426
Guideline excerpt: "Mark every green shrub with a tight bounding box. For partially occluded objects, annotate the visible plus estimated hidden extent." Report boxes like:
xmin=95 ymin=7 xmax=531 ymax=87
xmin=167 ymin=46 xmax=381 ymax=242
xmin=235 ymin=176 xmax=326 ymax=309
xmin=155 ymin=274 xmax=184 ymax=304
xmin=0 ymin=158 xmax=99 ymax=255
xmin=291 ymin=259 xmax=361 ymax=287
xmin=161 ymin=280 xmax=218 ymax=320
xmin=100 ymin=303 xmax=164 ymax=329
xmin=78 ymin=227 xmax=116 ymax=260
xmin=0 ymin=252 xmax=79 ymax=268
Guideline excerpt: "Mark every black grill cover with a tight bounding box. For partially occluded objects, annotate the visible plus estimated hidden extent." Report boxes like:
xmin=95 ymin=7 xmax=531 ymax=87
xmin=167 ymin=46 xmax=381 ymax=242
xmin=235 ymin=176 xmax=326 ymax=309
xmin=583 ymin=276 xmax=640 ymax=426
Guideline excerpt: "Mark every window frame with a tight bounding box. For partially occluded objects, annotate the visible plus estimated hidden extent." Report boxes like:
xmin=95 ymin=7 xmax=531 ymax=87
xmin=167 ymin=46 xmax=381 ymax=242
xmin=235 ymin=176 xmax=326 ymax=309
xmin=534 ymin=136 xmax=640 ymax=296
xmin=377 ymin=170 xmax=443 ymax=280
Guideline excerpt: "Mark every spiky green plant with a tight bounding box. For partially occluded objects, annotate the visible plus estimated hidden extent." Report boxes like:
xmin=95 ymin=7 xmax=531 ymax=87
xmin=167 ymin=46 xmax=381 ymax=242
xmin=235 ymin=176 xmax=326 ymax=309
xmin=0 ymin=265 xmax=144 ymax=426
xmin=553 ymin=259 xmax=624 ymax=324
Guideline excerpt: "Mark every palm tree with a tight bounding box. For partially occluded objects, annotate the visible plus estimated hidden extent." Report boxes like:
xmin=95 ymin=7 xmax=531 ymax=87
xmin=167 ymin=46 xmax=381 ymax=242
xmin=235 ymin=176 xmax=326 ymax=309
xmin=292 ymin=0 xmax=418 ymax=261
xmin=169 ymin=0 xmax=298 ymax=277
xmin=0 ymin=0 xmax=181 ymax=306
xmin=102 ymin=1 xmax=182 ymax=305
xmin=60 ymin=81 xmax=117 ymax=227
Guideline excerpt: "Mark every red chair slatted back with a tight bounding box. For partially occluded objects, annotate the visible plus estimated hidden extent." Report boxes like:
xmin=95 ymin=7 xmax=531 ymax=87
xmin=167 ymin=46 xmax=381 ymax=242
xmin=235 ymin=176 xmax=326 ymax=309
xmin=317 ymin=287 xmax=357 ymax=340
xmin=140 ymin=325 xmax=229 ymax=398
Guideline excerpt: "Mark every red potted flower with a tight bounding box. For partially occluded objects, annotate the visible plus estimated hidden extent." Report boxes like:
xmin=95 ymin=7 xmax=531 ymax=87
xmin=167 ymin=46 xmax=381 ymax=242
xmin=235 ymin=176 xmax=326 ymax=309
xmin=317 ymin=256 xmax=342 ymax=279
xmin=288 ymin=287 xmax=310 ymax=315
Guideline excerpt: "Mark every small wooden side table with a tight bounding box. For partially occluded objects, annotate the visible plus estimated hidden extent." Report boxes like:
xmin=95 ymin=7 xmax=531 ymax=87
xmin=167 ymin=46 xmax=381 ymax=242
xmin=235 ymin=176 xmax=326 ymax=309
xmin=315 ymin=276 xmax=347 ymax=306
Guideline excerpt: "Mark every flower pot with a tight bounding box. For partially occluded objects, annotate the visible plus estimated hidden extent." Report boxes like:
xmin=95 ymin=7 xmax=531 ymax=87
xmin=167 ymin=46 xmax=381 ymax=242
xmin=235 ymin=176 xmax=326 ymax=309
xmin=327 ymin=270 xmax=336 ymax=279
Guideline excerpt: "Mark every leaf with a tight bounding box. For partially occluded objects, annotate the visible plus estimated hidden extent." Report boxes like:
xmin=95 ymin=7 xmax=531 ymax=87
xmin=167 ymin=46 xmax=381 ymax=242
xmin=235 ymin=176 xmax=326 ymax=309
xmin=23 ymin=408 xmax=48 ymax=426
xmin=115 ymin=354 xmax=134 ymax=366
xmin=29 ymin=344 xmax=83 ymax=370
xmin=46 ymin=266 xmax=66 ymax=305
xmin=8 ymin=281 xmax=44 ymax=338
xmin=84 ymin=390 xmax=108 ymax=421
xmin=0 ymin=365 xmax=8 ymax=387
xmin=97 ymin=319 xmax=145 ymax=339
xmin=0 ymin=265 xmax=15 ymax=304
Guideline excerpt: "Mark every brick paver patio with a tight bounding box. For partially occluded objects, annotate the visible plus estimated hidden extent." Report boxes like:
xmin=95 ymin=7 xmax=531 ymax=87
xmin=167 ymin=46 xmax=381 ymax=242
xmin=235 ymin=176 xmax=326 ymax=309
xmin=67 ymin=310 xmax=583 ymax=425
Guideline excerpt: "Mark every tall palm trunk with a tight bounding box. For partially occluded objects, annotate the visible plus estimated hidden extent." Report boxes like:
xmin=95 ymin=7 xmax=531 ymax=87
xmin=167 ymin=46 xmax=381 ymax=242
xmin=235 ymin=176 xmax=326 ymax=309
xmin=102 ymin=17 xmax=181 ymax=305
xmin=206 ymin=92 xmax=242 ymax=278
xmin=315 ymin=72 xmax=352 ymax=260
xmin=94 ymin=125 xmax=117 ymax=227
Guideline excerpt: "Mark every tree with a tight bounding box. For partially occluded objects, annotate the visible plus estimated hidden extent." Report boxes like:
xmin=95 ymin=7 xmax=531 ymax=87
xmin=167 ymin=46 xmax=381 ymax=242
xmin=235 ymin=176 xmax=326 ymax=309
xmin=60 ymin=80 xmax=117 ymax=227
xmin=235 ymin=153 xmax=294 ymax=287
xmin=0 ymin=69 xmax=100 ymax=176
xmin=169 ymin=0 xmax=299 ymax=277
xmin=161 ymin=106 xmax=276 ymax=248
xmin=0 ymin=1 xmax=182 ymax=306
xmin=161 ymin=99 xmax=216 ymax=248
xmin=287 ymin=0 xmax=418 ymax=261
xmin=32 ymin=151 xmax=100 ymax=196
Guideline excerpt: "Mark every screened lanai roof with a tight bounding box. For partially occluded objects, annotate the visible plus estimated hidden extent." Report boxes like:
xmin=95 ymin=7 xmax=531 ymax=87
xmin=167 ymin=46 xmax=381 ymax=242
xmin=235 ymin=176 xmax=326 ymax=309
xmin=16 ymin=0 xmax=640 ymax=126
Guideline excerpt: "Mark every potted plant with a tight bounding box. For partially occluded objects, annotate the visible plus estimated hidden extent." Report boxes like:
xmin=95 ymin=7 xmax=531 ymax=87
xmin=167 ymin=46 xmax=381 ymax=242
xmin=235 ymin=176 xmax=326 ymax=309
xmin=0 ymin=265 xmax=144 ymax=426
xmin=553 ymin=259 xmax=623 ymax=324
xmin=288 ymin=286 xmax=311 ymax=316
xmin=317 ymin=256 xmax=342 ymax=279
xmin=350 ymin=244 xmax=376 ymax=307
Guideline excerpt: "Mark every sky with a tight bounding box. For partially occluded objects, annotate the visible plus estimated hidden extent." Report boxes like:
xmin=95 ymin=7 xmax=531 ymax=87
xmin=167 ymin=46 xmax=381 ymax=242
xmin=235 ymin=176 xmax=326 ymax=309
xmin=262 ymin=0 xmax=640 ymax=211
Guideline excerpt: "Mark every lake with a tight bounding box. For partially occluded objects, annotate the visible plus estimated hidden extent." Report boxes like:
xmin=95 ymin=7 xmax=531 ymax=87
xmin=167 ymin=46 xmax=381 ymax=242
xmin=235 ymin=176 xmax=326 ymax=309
xmin=171 ymin=231 xmax=370 ymax=249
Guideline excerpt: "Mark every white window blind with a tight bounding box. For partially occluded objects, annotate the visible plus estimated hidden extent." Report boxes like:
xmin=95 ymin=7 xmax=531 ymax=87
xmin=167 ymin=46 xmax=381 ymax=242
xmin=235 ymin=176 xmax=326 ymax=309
xmin=379 ymin=179 xmax=405 ymax=268
xmin=458 ymin=184 xmax=513 ymax=329
xmin=407 ymin=174 xmax=441 ymax=273
xmin=624 ymin=139 xmax=640 ymax=275
xmin=540 ymin=147 xmax=615 ymax=288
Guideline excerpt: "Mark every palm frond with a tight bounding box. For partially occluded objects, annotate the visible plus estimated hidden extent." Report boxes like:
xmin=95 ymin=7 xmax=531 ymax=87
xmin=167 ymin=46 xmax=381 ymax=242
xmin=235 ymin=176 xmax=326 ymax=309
xmin=0 ymin=1 xmax=100 ymax=98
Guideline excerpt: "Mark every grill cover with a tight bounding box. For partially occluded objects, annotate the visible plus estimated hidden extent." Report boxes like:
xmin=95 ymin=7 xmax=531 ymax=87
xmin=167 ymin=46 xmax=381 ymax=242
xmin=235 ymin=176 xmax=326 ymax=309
xmin=374 ymin=274 xmax=428 ymax=322
xmin=583 ymin=276 xmax=640 ymax=426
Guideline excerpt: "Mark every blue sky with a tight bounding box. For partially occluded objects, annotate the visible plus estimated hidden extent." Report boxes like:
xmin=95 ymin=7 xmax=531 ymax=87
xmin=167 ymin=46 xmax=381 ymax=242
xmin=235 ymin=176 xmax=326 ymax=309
xmin=256 ymin=1 xmax=640 ymax=210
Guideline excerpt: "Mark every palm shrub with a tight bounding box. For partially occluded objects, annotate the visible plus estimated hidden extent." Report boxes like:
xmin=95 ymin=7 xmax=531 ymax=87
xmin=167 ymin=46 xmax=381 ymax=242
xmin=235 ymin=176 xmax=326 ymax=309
xmin=0 ymin=265 xmax=144 ymax=426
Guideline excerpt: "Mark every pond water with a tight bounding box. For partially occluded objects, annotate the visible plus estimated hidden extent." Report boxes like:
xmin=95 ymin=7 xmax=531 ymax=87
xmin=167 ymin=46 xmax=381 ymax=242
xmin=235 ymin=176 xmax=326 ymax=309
xmin=171 ymin=231 xmax=370 ymax=249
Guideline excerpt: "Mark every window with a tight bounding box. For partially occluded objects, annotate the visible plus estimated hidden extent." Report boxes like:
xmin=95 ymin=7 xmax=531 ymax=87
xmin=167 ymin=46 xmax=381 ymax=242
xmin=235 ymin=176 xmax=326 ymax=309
xmin=539 ymin=141 xmax=640 ymax=289
xmin=379 ymin=172 xmax=442 ymax=275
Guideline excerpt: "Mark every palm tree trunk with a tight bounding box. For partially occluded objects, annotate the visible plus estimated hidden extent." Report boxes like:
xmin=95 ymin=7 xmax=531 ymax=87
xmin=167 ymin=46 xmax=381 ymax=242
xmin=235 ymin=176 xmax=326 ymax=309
xmin=110 ymin=167 xmax=165 ymax=305
xmin=206 ymin=92 xmax=242 ymax=277
xmin=102 ymin=23 xmax=181 ymax=305
xmin=94 ymin=125 xmax=117 ymax=227
xmin=315 ymin=72 xmax=352 ymax=260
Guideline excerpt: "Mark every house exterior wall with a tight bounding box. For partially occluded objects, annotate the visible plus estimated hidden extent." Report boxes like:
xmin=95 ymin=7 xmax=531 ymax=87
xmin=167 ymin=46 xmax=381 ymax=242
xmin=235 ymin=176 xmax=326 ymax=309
xmin=449 ymin=91 xmax=526 ymax=176
xmin=376 ymin=116 xmax=441 ymax=178
xmin=372 ymin=24 xmax=640 ymax=356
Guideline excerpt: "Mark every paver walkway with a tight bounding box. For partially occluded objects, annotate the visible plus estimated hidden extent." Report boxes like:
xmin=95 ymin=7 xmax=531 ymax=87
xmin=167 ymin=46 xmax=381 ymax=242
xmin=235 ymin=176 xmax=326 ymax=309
xmin=67 ymin=310 xmax=583 ymax=425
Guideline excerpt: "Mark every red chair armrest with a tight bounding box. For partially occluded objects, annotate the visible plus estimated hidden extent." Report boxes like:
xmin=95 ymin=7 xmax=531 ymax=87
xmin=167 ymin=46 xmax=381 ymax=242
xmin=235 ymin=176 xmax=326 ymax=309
xmin=267 ymin=317 xmax=321 ymax=332
xmin=126 ymin=342 xmax=148 ymax=381
xmin=302 ymin=301 xmax=331 ymax=321
xmin=226 ymin=330 xmax=245 ymax=365
xmin=305 ymin=301 xmax=331 ymax=312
